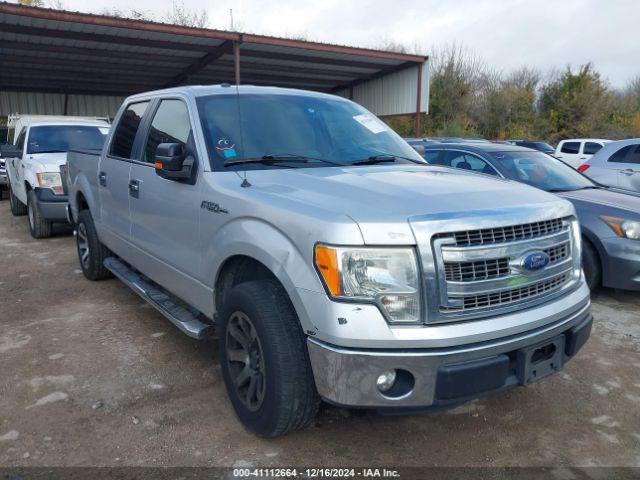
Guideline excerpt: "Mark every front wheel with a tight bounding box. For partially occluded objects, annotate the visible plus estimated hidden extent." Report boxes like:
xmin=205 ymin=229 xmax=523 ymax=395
xmin=582 ymin=238 xmax=601 ymax=291
xmin=75 ymin=210 xmax=113 ymax=281
xmin=218 ymin=279 xmax=319 ymax=437
xmin=27 ymin=190 xmax=52 ymax=239
xmin=9 ymin=184 xmax=27 ymax=216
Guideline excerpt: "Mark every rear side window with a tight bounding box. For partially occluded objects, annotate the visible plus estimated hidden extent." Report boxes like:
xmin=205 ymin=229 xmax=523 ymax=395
xmin=627 ymin=144 xmax=640 ymax=164
xmin=583 ymin=142 xmax=603 ymax=155
xmin=109 ymin=101 xmax=150 ymax=159
xmin=16 ymin=128 xmax=26 ymax=150
xmin=143 ymin=99 xmax=193 ymax=164
xmin=424 ymin=150 xmax=441 ymax=164
xmin=608 ymin=145 xmax=633 ymax=163
xmin=560 ymin=142 xmax=580 ymax=154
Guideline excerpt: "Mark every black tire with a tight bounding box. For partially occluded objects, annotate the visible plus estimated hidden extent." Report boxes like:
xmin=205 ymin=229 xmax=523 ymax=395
xmin=582 ymin=238 xmax=601 ymax=291
xmin=9 ymin=184 xmax=27 ymax=216
xmin=76 ymin=209 xmax=113 ymax=281
xmin=218 ymin=279 xmax=319 ymax=437
xmin=27 ymin=190 xmax=52 ymax=239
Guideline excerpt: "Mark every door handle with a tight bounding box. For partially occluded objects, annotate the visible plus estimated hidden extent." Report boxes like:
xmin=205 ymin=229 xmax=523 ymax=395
xmin=98 ymin=171 xmax=107 ymax=186
xmin=128 ymin=179 xmax=140 ymax=198
xmin=579 ymin=157 xmax=587 ymax=160
xmin=621 ymin=169 xmax=635 ymax=176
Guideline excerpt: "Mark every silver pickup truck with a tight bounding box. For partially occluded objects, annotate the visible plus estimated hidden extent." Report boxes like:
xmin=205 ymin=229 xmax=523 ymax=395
xmin=67 ymin=85 xmax=592 ymax=437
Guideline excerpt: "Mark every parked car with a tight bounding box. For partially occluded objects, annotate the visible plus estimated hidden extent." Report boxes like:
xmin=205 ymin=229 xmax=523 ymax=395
xmin=67 ymin=85 xmax=591 ymax=437
xmin=578 ymin=139 xmax=640 ymax=193
xmin=3 ymin=119 xmax=109 ymax=238
xmin=506 ymin=140 xmax=555 ymax=155
xmin=0 ymin=156 xmax=7 ymax=200
xmin=421 ymin=142 xmax=640 ymax=291
xmin=554 ymin=139 xmax=611 ymax=168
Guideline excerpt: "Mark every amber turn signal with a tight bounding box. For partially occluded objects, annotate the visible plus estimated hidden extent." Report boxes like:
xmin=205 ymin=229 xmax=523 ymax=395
xmin=314 ymin=245 xmax=341 ymax=296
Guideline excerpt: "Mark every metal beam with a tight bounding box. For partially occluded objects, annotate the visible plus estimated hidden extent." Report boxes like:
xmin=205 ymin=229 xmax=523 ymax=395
xmin=238 ymin=49 xmax=388 ymax=71
xmin=0 ymin=23 xmax=219 ymax=53
xmin=164 ymin=40 xmax=233 ymax=88
xmin=0 ymin=85 xmax=139 ymax=96
xmin=1 ymin=73 xmax=159 ymax=89
xmin=203 ymin=59 xmax=361 ymax=79
xmin=0 ymin=40 xmax=197 ymax=64
xmin=414 ymin=62 xmax=423 ymax=137
xmin=2 ymin=59 xmax=183 ymax=79
xmin=233 ymin=40 xmax=241 ymax=85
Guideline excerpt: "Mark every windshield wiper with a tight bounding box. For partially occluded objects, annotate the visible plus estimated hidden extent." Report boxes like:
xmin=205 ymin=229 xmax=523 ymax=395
xmin=547 ymin=186 xmax=598 ymax=193
xmin=224 ymin=154 xmax=341 ymax=167
xmin=352 ymin=155 xmax=399 ymax=165
xmin=32 ymin=150 xmax=65 ymax=154
xmin=352 ymin=153 xmax=425 ymax=166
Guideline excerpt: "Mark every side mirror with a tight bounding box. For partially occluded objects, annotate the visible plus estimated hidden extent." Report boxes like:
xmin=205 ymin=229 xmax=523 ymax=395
xmin=0 ymin=143 xmax=22 ymax=159
xmin=154 ymin=143 xmax=194 ymax=181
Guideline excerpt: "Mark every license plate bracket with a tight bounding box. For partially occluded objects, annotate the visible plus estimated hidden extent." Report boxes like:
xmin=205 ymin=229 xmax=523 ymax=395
xmin=516 ymin=335 xmax=565 ymax=385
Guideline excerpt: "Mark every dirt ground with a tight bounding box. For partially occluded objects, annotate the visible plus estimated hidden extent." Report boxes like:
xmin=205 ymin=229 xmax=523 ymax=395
xmin=0 ymin=203 xmax=639 ymax=469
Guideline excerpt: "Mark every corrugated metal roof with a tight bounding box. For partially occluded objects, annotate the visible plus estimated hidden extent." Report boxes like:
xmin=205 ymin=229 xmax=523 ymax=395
xmin=0 ymin=1 xmax=429 ymax=117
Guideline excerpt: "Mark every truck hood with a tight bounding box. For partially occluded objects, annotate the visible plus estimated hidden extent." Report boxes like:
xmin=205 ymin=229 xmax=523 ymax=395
xmin=24 ymin=152 xmax=68 ymax=172
xmin=247 ymin=165 xmax=568 ymax=243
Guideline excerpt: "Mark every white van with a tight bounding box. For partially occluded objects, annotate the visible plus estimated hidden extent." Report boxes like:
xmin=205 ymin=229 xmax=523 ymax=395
xmin=554 ymin=139 xmax=611 ymax=168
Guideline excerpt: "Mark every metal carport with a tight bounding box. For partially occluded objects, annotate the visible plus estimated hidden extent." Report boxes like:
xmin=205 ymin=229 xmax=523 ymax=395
xmin=0 ymin=2 xmax=429 ymax=134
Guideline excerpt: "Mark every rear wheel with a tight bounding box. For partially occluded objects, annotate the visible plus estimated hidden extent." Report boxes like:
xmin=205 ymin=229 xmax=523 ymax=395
xmin=76 ymin=209 xmax=113 ymax=281
xmin=27 ymin=190 xmax=52 ymax=239
xmin=218 ymin=279 xmax=319 ymax=437
xmin=9 ymin=184 xmax=27 ymax=216
xmin=582 ymin=238 xmax=601 ymax=291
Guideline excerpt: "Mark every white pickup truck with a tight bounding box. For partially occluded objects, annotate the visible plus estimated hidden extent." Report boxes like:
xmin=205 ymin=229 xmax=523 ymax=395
xmin=3 ymin=117 xmax=109 ymax=238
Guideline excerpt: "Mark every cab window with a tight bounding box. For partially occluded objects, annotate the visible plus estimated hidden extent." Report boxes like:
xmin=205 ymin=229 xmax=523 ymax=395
xmin=143 ymin=99 xmax=193 ymax=164
xmin=583 ymin=142 xmax=603 ymax=155
xmin=560 ymin=142 xmax=580 ymax=154
xmin=109 ymin=101 xmax=150 ymax=159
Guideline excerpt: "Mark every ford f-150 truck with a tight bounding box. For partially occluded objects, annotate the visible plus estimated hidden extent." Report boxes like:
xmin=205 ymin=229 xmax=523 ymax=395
xmin=3 ymin=118 xmax=109 ymax=238
xmin=66 ymin=85 xmax=592 ymax=437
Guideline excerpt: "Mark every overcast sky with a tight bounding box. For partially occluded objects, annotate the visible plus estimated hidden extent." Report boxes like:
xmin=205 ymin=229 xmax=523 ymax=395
xmin=56 ymin=0 xmax=640 ymax=88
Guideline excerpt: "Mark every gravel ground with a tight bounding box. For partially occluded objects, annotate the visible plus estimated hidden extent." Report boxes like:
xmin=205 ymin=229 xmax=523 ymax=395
xmin=0 ymin=203 xmax=639 ymax=469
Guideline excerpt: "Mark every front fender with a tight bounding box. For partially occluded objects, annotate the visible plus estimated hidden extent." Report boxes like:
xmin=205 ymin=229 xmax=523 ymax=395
xmin=203 ymin=217 xmax=329 ymax=334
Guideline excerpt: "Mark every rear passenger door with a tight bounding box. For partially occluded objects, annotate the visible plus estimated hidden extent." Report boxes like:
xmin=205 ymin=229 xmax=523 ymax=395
xmin=611 ymin=144 xmax=640 ymax=192
xmin=555 ymin=141 xmax=582 ymax=168
xmin=99 ymin=100 xmax=151 ymax=250
xmin=128 ymin=97 xmax=203 ymax=293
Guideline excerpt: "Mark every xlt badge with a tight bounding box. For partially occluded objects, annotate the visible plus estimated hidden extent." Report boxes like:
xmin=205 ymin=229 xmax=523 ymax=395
xmin=201 ymin=201 xmax=228 ymax=214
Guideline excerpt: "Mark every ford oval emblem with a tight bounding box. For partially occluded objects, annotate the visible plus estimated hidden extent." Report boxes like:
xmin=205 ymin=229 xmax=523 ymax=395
xmin=521 ymin=251 xmax=550 ymax=271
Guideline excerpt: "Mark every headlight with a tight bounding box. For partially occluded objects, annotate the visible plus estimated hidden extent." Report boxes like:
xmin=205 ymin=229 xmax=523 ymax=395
xmin=36 ymin=172 xmax=63 ymax=195
xmin=315 ymin=245 xmax=421 ymax=323
xmin=601 ymin=216 xmax=640 ymax=240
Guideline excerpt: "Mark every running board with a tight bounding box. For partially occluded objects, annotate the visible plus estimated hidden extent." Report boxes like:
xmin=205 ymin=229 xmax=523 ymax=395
xmin=104 ymin=257 xmax=213 ymax=340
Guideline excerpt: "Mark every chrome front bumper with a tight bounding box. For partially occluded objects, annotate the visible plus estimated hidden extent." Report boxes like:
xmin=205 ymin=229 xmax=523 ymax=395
xmin=307 ymin=301 xmax=591 ymax=408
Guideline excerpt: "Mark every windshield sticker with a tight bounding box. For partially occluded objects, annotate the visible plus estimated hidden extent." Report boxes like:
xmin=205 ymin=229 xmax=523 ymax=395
xmin=98 ymin=127 xmax=110 ymax=135
xmin=353 ymin=114 xmax=387 ymax=134
xmin=216 ymin=138 xmax=237 ymax=158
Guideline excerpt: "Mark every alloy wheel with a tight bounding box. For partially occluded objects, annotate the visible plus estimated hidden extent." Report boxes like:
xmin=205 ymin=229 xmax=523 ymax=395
xmin=225 ymin=311 xmax=266 ymax=412
xmin=77 ymin=222 xmax=90 ymax=269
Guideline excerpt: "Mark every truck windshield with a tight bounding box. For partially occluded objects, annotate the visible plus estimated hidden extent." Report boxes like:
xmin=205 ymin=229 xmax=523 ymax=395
xmin=27 ymin=125 xmax=108 ymax=154
xmin=196 ymin=93 xmax=425 ymax=170
xmin=491 ymin=150 xmax=595 ymax=192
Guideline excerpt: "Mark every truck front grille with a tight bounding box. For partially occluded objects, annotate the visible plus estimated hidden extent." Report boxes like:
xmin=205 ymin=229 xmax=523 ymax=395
xmin=442 ymin=273 xmax=570 ymax=312
xmin=431 ymin=216 xmax=578 ymax=322
xmin=444 ymin=258 xmax=510 ymax=282
xmin=443 ymin=242 xmax=570 ymax=283
xmin=437 ymin=218 xmax=564 ymax=247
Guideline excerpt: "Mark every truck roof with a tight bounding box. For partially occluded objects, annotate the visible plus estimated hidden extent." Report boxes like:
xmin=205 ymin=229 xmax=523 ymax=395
xmin=125 ymin=84 xmax=346 ymax=102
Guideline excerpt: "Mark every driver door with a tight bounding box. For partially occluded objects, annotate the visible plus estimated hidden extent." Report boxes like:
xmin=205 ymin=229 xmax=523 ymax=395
xmin=128 ymin=98 xmax=203 ymax=302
